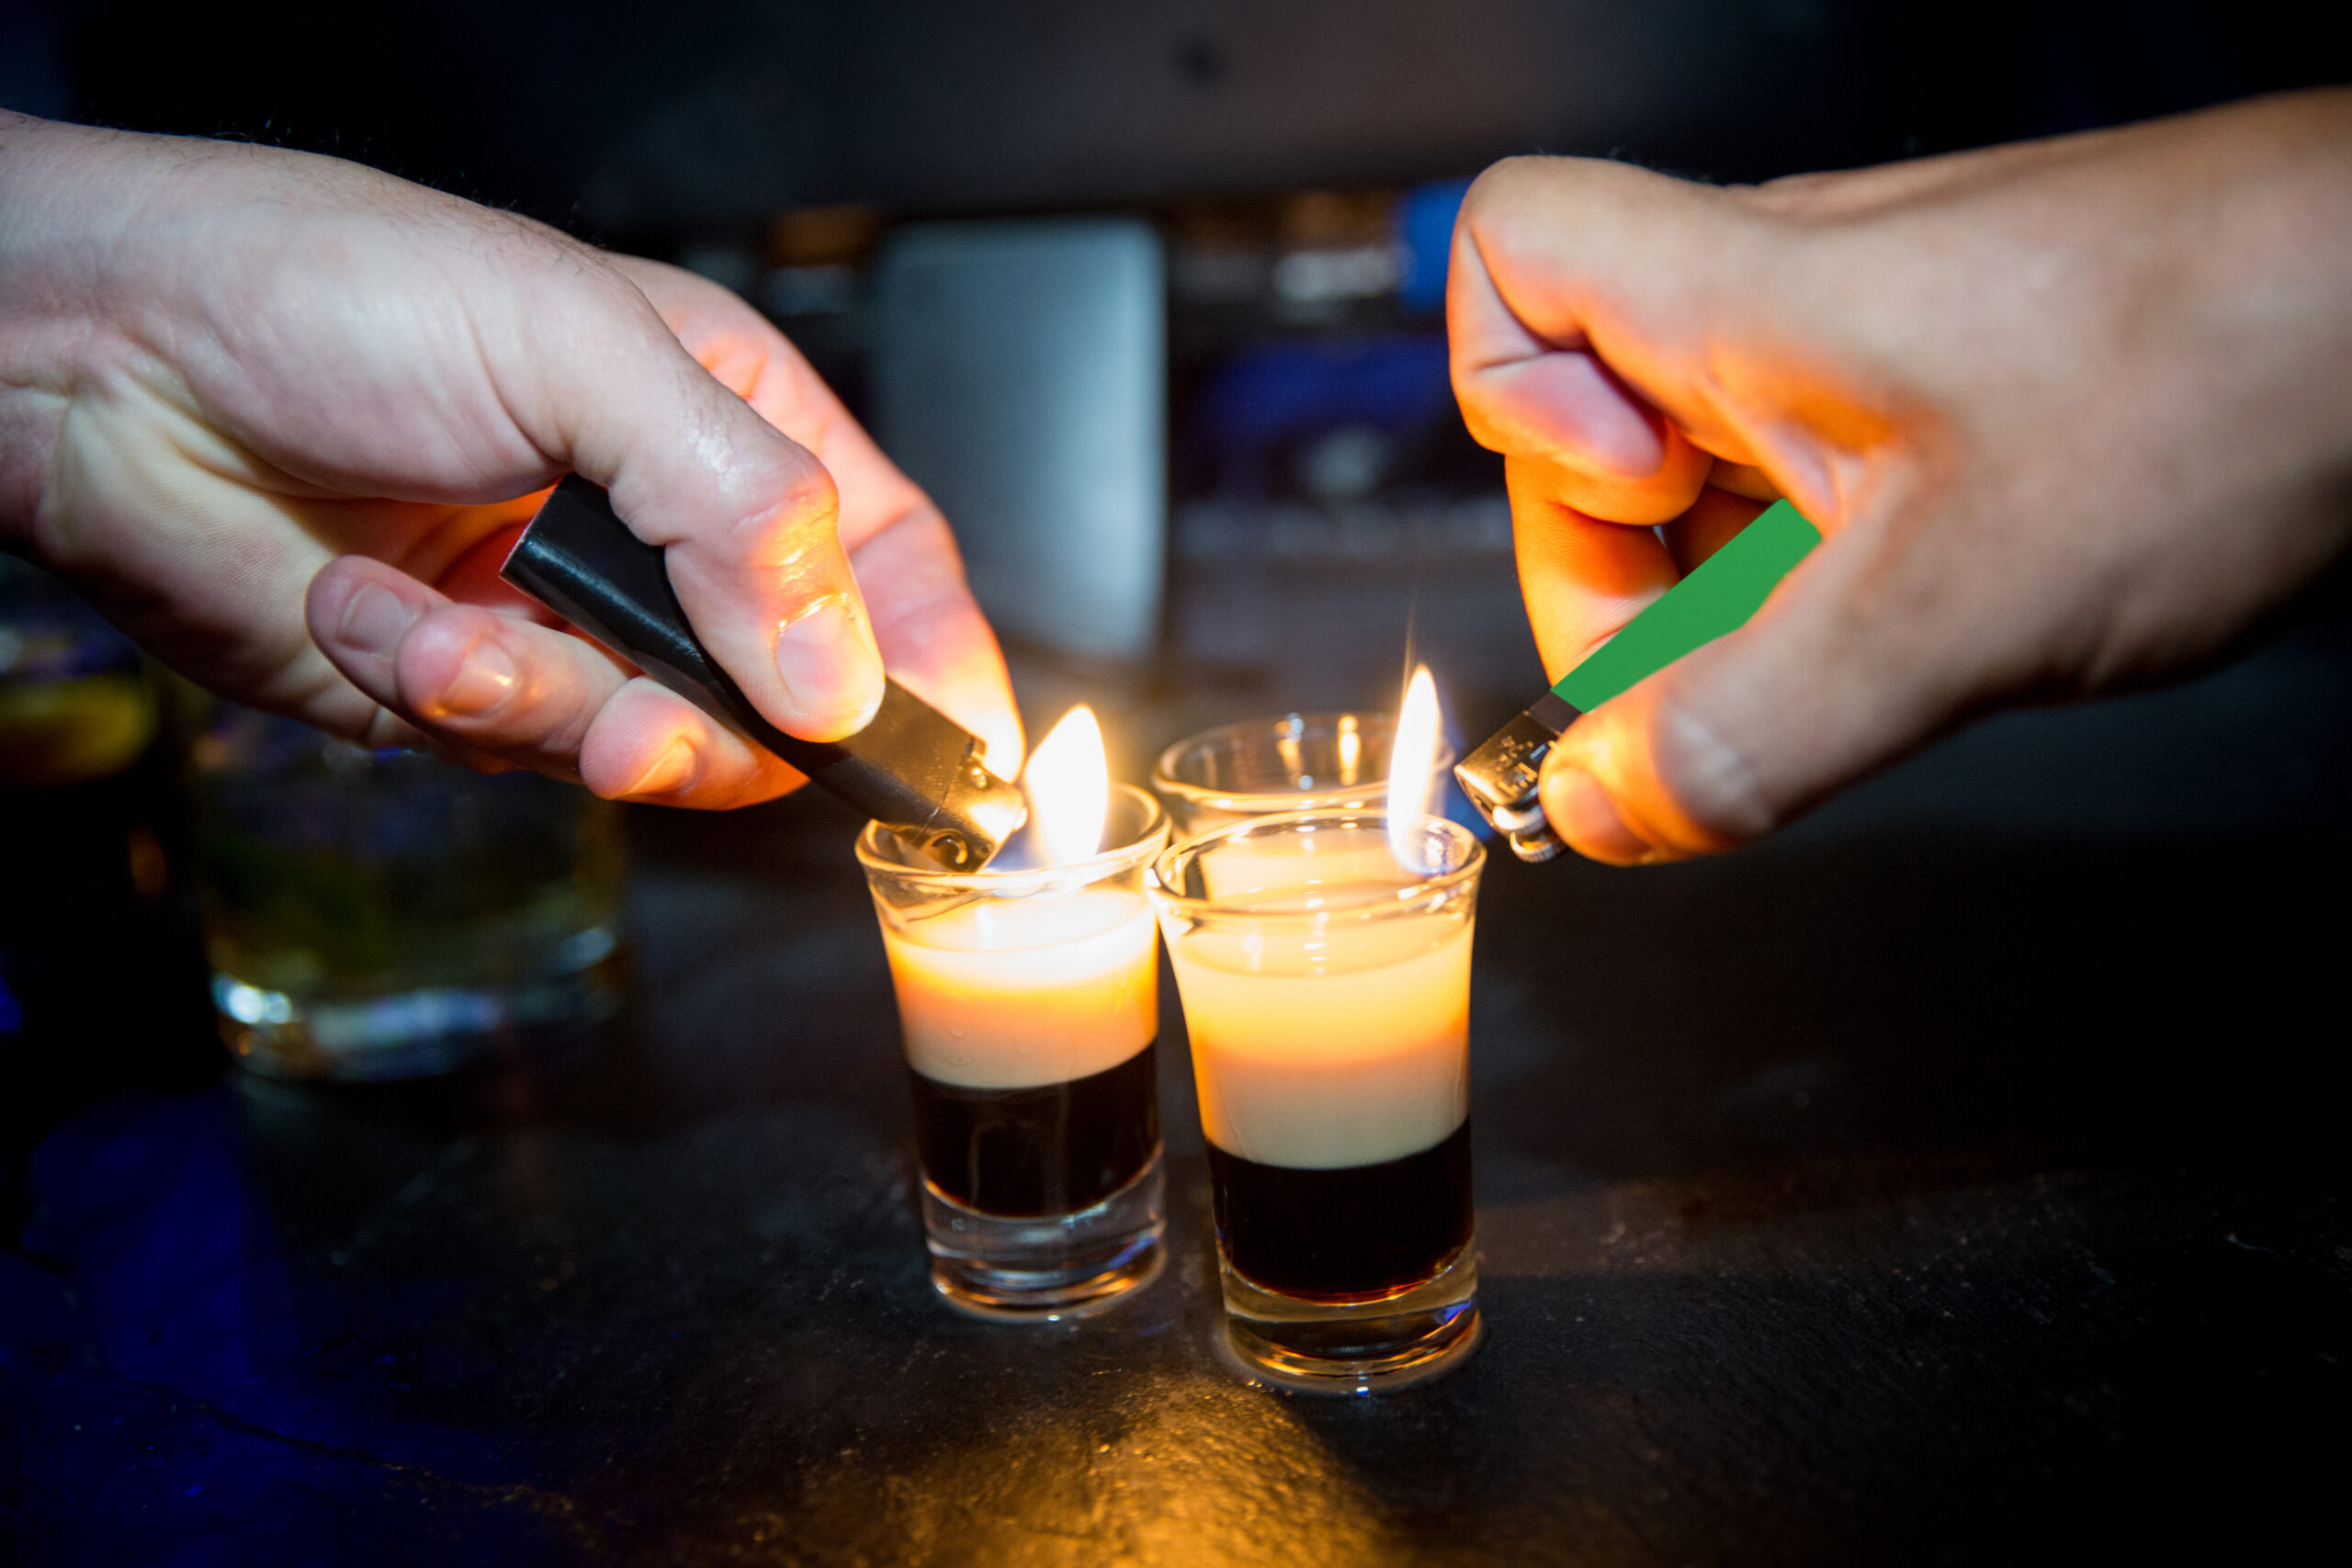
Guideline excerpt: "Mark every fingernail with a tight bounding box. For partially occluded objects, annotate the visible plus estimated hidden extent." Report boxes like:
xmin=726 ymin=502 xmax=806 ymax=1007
xmin=623 ymin=736 xmax=696 ymax=798
xmin=1542 ymin=764 xmax=1652 ymax=864
xmin=335 ymin=583 xmax=419 ymax=659
xmin=433 ymin=637 xmax=517 ymax=717
xmin=774 ymin=601 xmax=884 ymax=738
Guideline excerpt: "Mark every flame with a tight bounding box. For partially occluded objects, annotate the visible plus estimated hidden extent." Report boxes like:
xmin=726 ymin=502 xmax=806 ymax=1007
xmin=1385 ymin=666 xmax=1443 ymax=872
xmin=1023 ymin=705 xmax=1110 ymax=867
xmin=979 ymin=725 xmax=1024 ymax=784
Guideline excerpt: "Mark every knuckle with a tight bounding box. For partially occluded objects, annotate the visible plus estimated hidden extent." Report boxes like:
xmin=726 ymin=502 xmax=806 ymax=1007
xmin=731 ymin=459 xmax=843 ymax=563
xmin=769 ymin=457 xmax=841 ymax=530
xmin=1467 ymin=156 xmax=1551 ymax=211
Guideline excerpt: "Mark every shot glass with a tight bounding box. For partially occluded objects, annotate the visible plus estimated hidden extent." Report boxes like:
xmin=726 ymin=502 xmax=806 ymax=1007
xmin=858 ymin=784 xmax=1172 ymax=1320
xmin=1151 ymin=711 xmax=1455 ymax=838
xmin=1151 ymin=807 xmax=1484 ymax=1393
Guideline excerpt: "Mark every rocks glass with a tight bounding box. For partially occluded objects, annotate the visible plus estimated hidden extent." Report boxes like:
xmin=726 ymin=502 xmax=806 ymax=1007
xmin=191 ymin=706 xmax=625 ymax=1080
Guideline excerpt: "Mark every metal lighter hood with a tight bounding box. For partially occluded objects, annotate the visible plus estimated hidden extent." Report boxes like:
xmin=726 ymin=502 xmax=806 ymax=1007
xmin=501 ymin=477 xmax=1024 ymax=870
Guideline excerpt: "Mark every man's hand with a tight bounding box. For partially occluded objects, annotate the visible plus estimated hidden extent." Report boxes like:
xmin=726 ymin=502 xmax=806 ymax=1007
xmin=0 ymin=114 xmax=1022 ymax=807
xmin=1450 ymin=90 xmax=2352 ymax=863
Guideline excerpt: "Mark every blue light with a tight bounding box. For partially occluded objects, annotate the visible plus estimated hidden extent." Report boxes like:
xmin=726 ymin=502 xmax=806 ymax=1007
xmin=1396 ymin=177 xmax=1474 ymax=316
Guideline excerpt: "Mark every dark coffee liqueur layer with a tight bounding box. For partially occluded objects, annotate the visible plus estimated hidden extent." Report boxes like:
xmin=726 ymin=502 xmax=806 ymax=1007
xmin=1208 ymin=1122 xmax=1473 ymax=1300
xmin=910 ymin=1041 xmax=1159 ymax=1217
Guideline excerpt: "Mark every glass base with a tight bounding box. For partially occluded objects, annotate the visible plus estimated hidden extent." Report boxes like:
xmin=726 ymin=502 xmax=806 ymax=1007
xmin=922 ymin=1148 xmax=1165 ymax=1322
xmin=1217 ymin=1242 xmax=1482 ymax=1394
xmin=213 ymin=934 xmax=623 ymax=1082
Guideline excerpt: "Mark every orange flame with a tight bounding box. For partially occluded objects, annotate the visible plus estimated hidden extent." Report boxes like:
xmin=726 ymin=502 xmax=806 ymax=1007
xmin=1385 ymin=666 xmax=1442 ymax=872
xmin=1022 ymin=705 xmax=1110 ymax=866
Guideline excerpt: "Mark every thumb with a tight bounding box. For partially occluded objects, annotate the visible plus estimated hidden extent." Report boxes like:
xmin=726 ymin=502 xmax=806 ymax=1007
xmin=1535 ymin=525 xmax=1984 ymax=863
xmin=511 ymin=258 xmax=886 ymax=741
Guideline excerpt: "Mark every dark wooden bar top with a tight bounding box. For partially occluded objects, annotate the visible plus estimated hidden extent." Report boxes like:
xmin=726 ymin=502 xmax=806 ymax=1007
xmin=6 ymin=581 xmax=2351 ymax=1565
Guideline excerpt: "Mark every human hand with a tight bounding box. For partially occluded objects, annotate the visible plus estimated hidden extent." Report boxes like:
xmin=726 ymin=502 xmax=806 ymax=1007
xmin=1450 ymin=90 xmax=2352 ymax=863
xmin=0 ymin=114 xmax=1022 ymax=807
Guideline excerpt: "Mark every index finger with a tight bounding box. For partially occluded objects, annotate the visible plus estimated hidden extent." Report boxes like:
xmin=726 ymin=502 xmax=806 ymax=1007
xmin=1508 ymin=454 xmax=1679 ymax=682
xmin=1511 ymin=457 xmax=1778 ymax=684
xmin=496 ymin=254 xmax=886 ymax=746
xmin=610 ymin=255 xmax=1024 ymax=775
xmin=610 ymin=257 xmax=933 ymax=559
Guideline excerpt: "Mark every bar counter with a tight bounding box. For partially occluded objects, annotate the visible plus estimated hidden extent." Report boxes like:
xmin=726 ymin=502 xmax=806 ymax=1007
xmin=6 ymin=605 xmax=2350 ymax=1564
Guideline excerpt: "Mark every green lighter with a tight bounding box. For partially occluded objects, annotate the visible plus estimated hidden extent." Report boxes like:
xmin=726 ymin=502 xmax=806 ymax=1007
xmin=1453 ymin=498 xmax=1822 ymax=862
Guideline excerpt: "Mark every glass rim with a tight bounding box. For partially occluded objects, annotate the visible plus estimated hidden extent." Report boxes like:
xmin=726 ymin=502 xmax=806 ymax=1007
xmin=1148 ymin=806 xmax=1485 ymax=919
xmin=856 ymin=780 xmax=1168 ymax=894
xmin=1149 ymin=710 xmax=1457 ymax=813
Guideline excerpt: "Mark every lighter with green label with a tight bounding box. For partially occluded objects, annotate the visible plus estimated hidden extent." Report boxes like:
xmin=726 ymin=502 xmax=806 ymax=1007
xmin=1453 ymin=499 xmax=1821 ymax=861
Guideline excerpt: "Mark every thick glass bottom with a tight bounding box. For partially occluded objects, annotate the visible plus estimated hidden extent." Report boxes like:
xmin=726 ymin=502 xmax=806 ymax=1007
xmin=213 ymin=930 xmax=623 ymax=1081
xmin=1217 ymin=1241 xmax=1481 ymax=1394
xmin=922 ymin=1146 xmax=1165 ymax=1322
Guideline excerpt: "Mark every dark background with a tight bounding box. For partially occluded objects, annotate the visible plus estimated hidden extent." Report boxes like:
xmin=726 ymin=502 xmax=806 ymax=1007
xmin=11 ymin=1 xmax=2350 ymax=228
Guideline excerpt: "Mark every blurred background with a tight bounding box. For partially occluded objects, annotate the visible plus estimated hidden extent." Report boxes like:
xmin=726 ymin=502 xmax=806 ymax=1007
xmin=8 ymin=0 xmax=2345 ymax=716
xmin=6 ymin=1 xmax=2352 ymax=1176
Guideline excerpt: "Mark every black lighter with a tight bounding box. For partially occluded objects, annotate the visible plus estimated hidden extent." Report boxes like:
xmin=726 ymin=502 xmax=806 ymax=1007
xmin=501 ymin=477 xmax=1025 ymax=871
